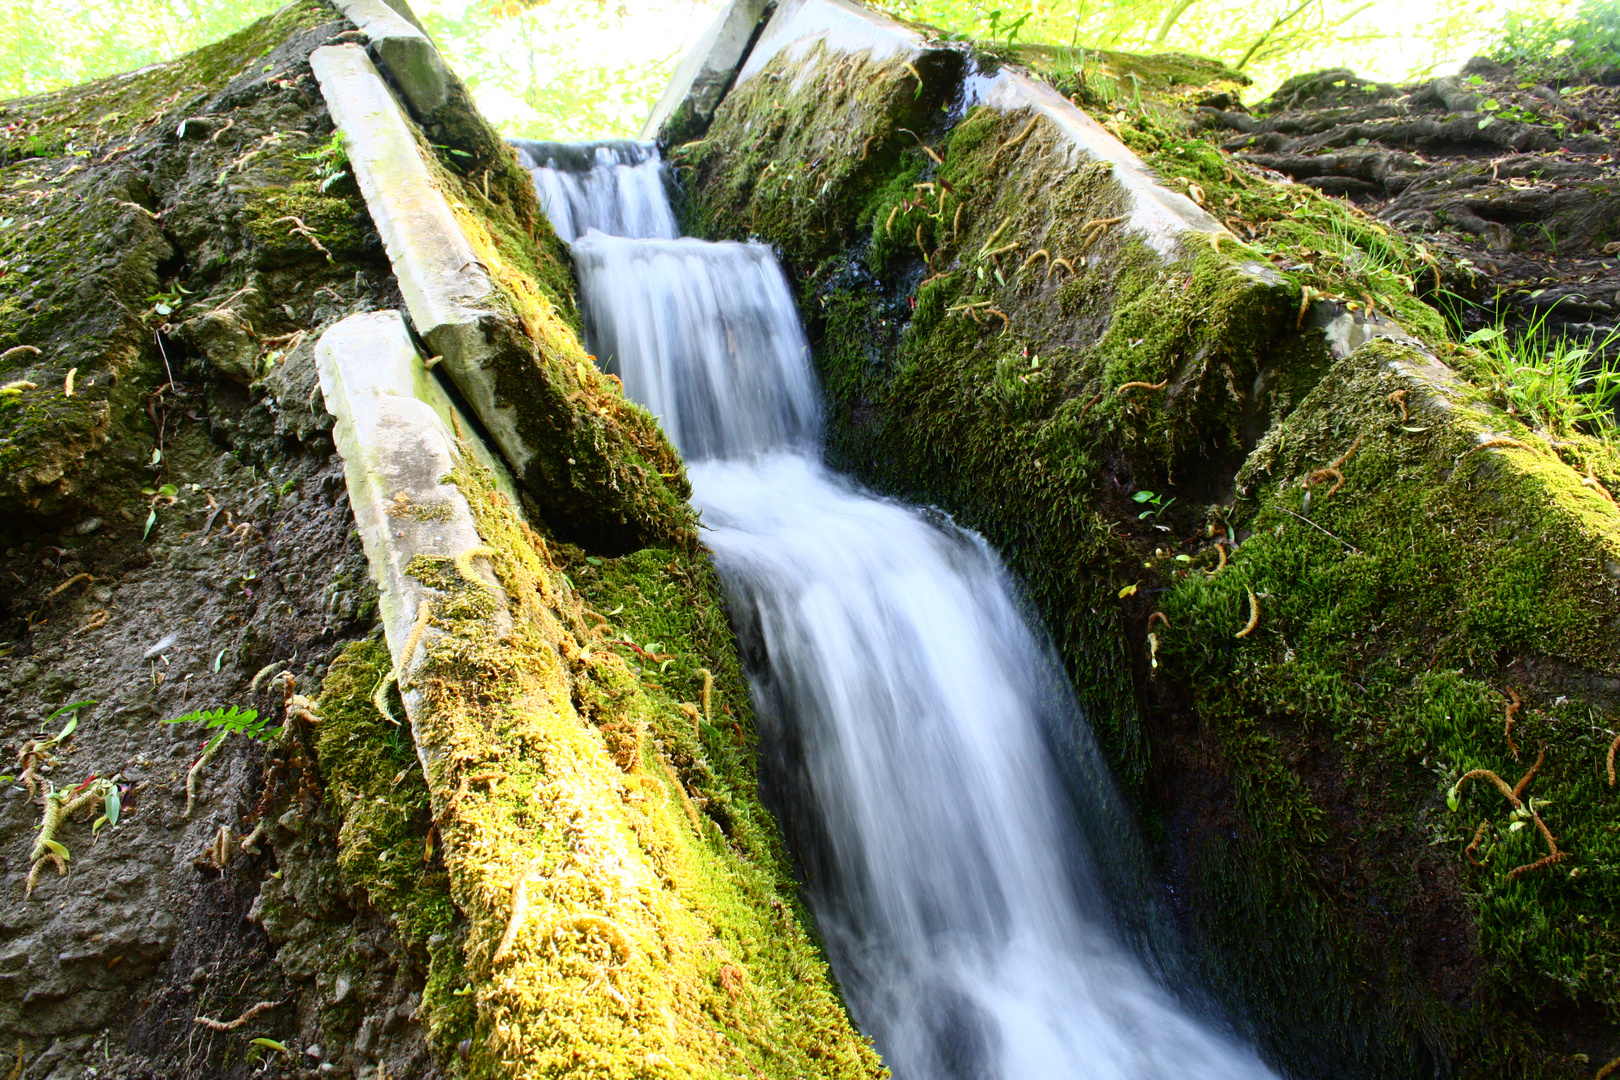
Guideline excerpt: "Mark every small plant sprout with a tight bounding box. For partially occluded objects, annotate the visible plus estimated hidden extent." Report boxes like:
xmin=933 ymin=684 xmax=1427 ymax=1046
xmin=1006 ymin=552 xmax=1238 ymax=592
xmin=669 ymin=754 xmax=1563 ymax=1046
xmin=26 ymin=774 xmax=119 ymax=897
xmin=1133 ymin=490 xmax=1175 ymax=519
xmin=14 ymin=700 xmax=95 ymax=798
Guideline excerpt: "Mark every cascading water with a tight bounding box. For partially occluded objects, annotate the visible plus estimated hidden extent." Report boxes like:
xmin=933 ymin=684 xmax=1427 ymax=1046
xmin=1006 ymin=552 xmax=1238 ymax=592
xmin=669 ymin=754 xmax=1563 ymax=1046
xmin=512 ymin=139 xmax=677 ymax=243
xmin=534 ymin=143 xmax=1279 ymax=1080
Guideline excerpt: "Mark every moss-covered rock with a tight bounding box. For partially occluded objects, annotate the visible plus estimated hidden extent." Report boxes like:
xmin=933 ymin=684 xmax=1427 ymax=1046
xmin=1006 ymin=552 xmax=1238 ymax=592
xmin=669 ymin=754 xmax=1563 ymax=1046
xmin=0 ymin=0 xmax=369 ymax=537
xmin=680 ymin=14 xmax=1620 ymax=1078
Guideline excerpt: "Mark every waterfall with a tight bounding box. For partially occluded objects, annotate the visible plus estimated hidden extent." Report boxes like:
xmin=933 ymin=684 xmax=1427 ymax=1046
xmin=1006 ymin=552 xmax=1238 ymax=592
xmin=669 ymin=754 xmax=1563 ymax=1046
xmin=531 ymin=143 xmax=1279 ymax=1080
xmin=511 ymin=138 xmax=677 ymax=243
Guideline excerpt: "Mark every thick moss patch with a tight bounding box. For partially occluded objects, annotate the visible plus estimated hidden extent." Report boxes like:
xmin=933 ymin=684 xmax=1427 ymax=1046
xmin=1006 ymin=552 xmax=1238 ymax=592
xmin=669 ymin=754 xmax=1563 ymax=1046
xmin=1159 ymin=340 xmax=1620 ymax=1077
xmin=681 ymin=24 xmax=1620 ymax=1079
xmin=387 ymin=449 xmax=883 ymax=1080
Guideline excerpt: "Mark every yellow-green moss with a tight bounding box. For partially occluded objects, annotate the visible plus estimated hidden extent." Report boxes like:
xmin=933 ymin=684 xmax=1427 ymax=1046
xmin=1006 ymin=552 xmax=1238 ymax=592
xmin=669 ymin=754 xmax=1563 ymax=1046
xmin=314 ymin=638 xmax=454 ymax=948
xmin=1157 ymin=339 xmax=1620 ymax=1076
xmin=387 ymin=450 xmax=882 ymax=1080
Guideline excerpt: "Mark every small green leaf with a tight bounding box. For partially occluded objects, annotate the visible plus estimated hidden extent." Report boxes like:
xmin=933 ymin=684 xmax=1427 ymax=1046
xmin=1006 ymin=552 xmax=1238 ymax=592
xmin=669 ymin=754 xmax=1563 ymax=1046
xmin=54 ymin=713 xmax=79 ymax=743
xmin=157 ymin=483 xmax=178 ymax=497
xmin=150 ymin=447 xmax=162 ymax=465
xmin=250 ymin=1038 xmax=290 ymax=1053
xmin=1446 ymin=787 xmax=1460 ymax=813
xmin=1477 ymin=117 xmax=1494 ymax=129
xmin=1132 ymin=491 xmax=1156 ymax=503
xmin=143 ymin=509 xmax=156 ymax=540
xmin=585 ymin=556 xmax=604 ymax=566
xmin=1482 ymin=98 xmax=1500 ymax=110
xmin=1464 ymin=327 xmax=1503 ymax=344
xmin=1175 ymin=554 xmax=1191 ymax=563
xmin=93 ymin=814 xmax=109 ymax=835
xmin=213 ymin=649 xmax=227 ymax=673
xmin=105 ymin=789 xmax=121 ymax=827
xmin=48 ymin=699 xmax=96 ymax=721
xmin=43 ymin=839 xmax=69 ymax=860
xmin=154 ymin=302 xmax=172 ymax=316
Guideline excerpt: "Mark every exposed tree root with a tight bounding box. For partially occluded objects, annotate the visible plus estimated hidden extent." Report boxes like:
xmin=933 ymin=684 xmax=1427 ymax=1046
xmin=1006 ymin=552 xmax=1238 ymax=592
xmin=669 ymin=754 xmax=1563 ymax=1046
xmin=193 ymin=999 xmax=285 ymax=1031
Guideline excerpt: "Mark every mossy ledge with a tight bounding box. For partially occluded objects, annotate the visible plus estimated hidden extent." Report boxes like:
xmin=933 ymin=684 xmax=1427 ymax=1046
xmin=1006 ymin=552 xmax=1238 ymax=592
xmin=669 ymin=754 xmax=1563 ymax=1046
xmin=382 ymin=446 xmax=882 ymax=1079
xmin=678 ymin=10 xmax=1620 ymax=1077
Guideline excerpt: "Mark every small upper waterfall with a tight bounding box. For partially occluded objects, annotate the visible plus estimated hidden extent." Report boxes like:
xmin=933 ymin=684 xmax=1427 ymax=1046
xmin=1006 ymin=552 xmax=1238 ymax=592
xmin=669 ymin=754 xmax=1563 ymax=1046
xmin=530 ymin=142 xmax=1279 ymax=1080
xmin=572 ymin=234 xmax=820 ymax=460
xmin=511 ymin=138 xmax=677 ymax=243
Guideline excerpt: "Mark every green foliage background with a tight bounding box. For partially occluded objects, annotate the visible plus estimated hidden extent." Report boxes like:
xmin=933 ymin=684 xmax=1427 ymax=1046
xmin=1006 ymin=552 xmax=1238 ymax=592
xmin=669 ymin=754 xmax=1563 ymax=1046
xmin=3 ymin=0 xmax=1613 ymax=137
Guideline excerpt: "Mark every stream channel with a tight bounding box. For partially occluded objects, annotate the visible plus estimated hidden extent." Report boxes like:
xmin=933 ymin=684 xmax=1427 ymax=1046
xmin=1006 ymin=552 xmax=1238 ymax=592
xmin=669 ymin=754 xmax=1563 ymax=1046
xmin=512 ymin=138 xmax=1281 ymax=1080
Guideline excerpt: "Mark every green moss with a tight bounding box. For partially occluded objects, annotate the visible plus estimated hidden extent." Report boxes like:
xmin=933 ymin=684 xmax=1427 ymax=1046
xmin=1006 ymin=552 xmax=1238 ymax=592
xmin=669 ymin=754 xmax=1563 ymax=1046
xmin=244 ymin=181 xmax=368 ymax=262
xmin=1155 ymin=340 xmax=1620 ymax=1075
xmin=315 ymin=638 xmax=455 ymax=947
xmin=375 ymin=450 xmax=883 ymax=1080
xmin=682 ymin=22 xmax=1620 ymax=1077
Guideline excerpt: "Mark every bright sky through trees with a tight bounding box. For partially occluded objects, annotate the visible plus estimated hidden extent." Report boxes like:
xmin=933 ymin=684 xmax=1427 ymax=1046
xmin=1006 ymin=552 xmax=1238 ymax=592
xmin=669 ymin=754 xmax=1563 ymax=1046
xmin=0 ymin=0 xmax=1589 ymax=137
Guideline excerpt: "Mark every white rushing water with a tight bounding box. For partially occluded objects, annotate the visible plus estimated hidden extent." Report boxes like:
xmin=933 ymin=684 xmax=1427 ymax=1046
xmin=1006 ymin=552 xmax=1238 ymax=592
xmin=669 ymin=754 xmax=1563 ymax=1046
xmin=538 ymin=143 xmax=1278 ymax=1080
xmin=511 ymin=139 xmax=677 ymax=243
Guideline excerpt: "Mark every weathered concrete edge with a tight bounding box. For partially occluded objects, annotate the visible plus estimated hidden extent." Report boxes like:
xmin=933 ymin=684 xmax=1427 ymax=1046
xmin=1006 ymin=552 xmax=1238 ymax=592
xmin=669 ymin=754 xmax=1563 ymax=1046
xmin=737 ymin=0 xmax=922 ymax=82
xmin=328 ymin=0 xmax=449 ymax=115
xmin=314 ymin=310 xmax=512 ymax=733
xmin=309 ymin=44 xmax=542 ymax=500
xmin=730 ymin=0 xmax=1227 ymax=258
xmin=641 ymin=0 xmax=774 ymax=141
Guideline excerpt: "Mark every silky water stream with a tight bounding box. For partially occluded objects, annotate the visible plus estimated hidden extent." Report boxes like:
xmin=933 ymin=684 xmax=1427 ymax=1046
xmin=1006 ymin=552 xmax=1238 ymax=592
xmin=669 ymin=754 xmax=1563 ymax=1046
xmin=519 ymin=141 xmax=1281 ymax=1080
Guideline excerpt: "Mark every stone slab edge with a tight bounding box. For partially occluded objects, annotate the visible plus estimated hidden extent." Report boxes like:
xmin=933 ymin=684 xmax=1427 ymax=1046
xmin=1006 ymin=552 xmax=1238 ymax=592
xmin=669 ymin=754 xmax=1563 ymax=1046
xmin=310 ymin=44 xmax=542 ymax=499
xmin=328 ymin=0 xmax=449 ymax=115
xmin=314 ymin=310 xmax=512 ymax=725
xmin=732 ymin=0 xmax=1232 ymax=259
xmin=641 ymin=0 xmax=774 ymax=141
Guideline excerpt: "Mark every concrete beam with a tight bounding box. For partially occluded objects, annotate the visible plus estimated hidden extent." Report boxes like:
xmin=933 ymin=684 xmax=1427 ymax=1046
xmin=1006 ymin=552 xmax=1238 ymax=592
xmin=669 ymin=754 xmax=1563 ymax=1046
xmin=329 ymin=0 xmax=449 ymax=116
xmin=310 ymin=45 xmax=543 ymax=504
xmin=641 ymin=0 xmax=774 ymax=143
xmin=314 ymin=310 xmax=512 ymax=689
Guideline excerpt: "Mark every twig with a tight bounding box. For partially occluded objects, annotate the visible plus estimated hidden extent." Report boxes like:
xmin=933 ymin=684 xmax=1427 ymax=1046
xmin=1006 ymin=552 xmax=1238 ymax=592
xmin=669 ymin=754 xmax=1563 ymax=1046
xmin=1464 ymin=820 xmax=1490 ymax=866
xmin=1503 ymin=688 xmax=1522 ymax=760
xmin=1274 ymin=506 xmax=1360 ymax=554
xmin=1117 ymin=379 xmax=1168 ymax=395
